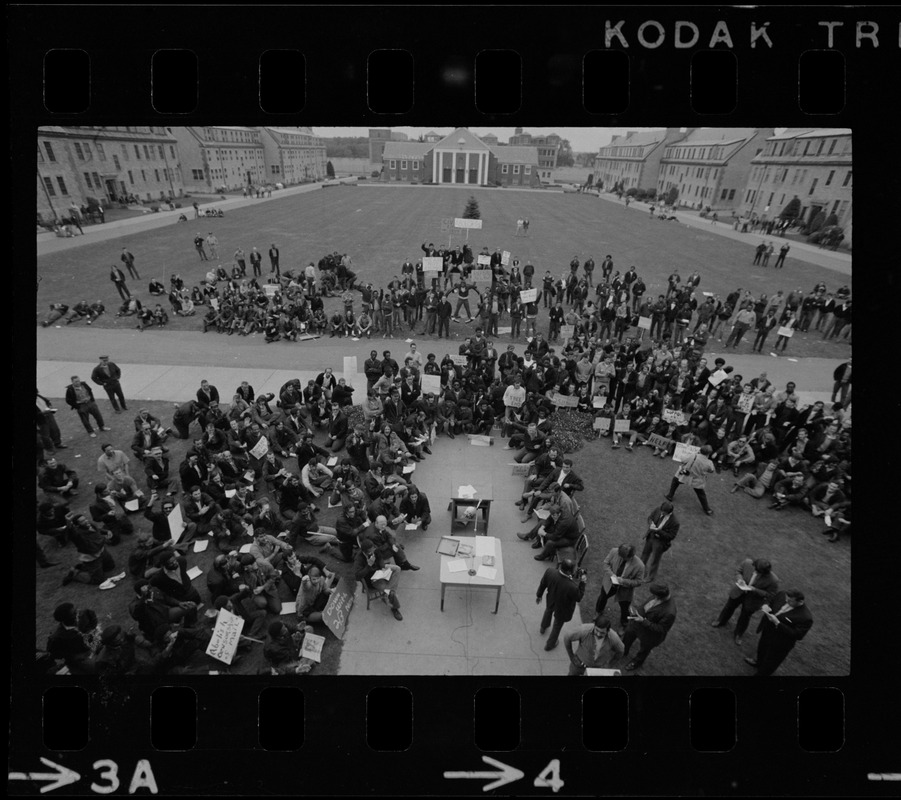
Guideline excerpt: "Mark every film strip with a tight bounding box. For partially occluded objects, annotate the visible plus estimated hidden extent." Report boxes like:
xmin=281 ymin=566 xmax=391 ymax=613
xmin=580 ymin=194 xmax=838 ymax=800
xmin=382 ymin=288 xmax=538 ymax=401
xmin=14 ymin=3 xmax=898 ymax=796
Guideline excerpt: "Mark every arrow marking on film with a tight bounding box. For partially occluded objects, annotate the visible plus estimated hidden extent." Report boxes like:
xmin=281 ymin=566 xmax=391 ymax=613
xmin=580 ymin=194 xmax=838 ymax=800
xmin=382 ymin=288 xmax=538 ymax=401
xmin=444 ymin=755 xmax=524 ymax=791
xmin=9 ymin=758 xmax=81 ymax=793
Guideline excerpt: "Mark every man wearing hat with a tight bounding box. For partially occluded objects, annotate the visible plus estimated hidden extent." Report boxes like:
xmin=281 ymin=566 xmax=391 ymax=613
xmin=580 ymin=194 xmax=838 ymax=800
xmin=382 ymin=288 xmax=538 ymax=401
xmin=92 ymin=355 xmax=127 ymax=413
xmin=620 ymin=583 xmax=677 ymax=671
xmin=536 ymin=558 xmax=587 ymax=651
xmin=711 ymin=557 xmax=780 ymax=646
xmin=564 ymin=615 xmax=625 ymax=675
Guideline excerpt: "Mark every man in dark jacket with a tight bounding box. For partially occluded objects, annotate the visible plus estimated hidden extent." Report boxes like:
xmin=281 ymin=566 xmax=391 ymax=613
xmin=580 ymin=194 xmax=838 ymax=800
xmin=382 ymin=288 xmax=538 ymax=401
xmin=745 ymin=589 xmax=813 ymax=676
xmin=640 ymin=501 xmax=679 ymax=582
xmin=536 ymin=558 xmax=586 ymax=650
xmin=534 ymin=505 xmax=580 ymax=561
xmin=65 ymin=375 xmax=109 ymax=436
xmin=621 ymin=583 xmax=677 ymax=671
xmin=91 ymin=355 xmax=127 ymax=412
xmin=711 ymin=557 xmax=780 ymax=646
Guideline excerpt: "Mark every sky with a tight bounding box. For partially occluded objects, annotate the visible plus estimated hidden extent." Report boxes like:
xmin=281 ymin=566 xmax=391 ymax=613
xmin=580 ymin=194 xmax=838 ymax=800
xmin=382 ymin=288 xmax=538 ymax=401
xmin=313 ymin=127 xmax=664 ymax=152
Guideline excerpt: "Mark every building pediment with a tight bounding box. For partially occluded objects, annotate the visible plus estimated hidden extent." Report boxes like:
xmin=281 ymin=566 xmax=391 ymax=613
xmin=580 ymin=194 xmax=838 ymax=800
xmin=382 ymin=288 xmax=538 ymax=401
xmin=432 ymin=127 xmax=491 ymax=152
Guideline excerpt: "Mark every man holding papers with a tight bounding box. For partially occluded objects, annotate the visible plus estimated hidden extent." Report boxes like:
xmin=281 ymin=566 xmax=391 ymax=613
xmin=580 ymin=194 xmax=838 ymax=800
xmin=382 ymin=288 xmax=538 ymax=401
xmin=745 ymin=589 xmax=813 ymax=676
xmin=565 ymin=616 xmax=625 ymax=676
xmin=354 ymin=539 xmax=404 ymax=621
xmin=536 ymin=558 xmax=586 ymax=651
xmin=620 ymin=583 xmax=677 ymax=671
xmin=596 ymin=545 xmax=646 ymax=629
xmin=711 ymin=558 xmax=779 ymax=646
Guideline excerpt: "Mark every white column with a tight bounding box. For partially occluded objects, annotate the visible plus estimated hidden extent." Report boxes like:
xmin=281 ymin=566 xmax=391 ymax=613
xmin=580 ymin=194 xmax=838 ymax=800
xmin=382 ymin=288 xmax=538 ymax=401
xmin=432 ymin=151 xmax=437 ymax=183
xmin=465 ymin=152 xmax=471 ymax=184
xmin=482 ymin=151 xmax=489 ymax=185
xmin=438 ymin=151 xmax=443 ymax=183
xmin=451 ymin=152 xmax=456 ymax=183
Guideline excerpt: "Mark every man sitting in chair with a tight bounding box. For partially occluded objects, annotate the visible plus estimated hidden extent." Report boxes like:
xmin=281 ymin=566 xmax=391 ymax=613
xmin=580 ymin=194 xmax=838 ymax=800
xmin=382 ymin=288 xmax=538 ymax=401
xmin=354 ymin=539 xmax=404 ymax=621
xmin=533 ymin=504 xmax=581 ymax=562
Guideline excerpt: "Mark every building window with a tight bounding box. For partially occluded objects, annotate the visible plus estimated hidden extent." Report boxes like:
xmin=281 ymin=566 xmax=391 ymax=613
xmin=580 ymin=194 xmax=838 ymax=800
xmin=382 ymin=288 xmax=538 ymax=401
xmin=74 ymin=142 xmax=84 ymax=160
xmin=143 ymin=145 xmax=150 ymax=159
xmin=828 ymin=139 xmax=837 ymax=155
xmin=401 ymin=161 xmax=408 ymax=170
xmin=96 ymin=142 xmax=106 ymax=160
xmin=412 ymin=161 xmax=419 ymax=170
xmin=831 ymin=199 xmax=840 ymax=215
xmin=43 ymin=177 xmax=56 ymax=196
xmin=816 ymin=140 xmax=824 ymax=155
xmin=501 ymin=164 xmax=509 ymax=174
xmin=825 ymin=170 xmax=835 ymax=186
xmin=159 ymin=145 xmax=165 ymax=159
xmin=92 ymin=171 xmax=101 ymax=188
xmin=808 ymin=178 xmax=818 ymax=195
xmin=84 ymin=143 xmax=93 ymax=159
xmin=154 ymin=169 xmax=160 ymax=182
xmin=128 ymin=170 xmax=134 ymax=184
xmin=122 ymin=144 xmax=129 ymax=161
xmin=43 ymin=142 xmax=56 ymax=162
xmin=728 ymin=189 xmax=735 ymax=201
xmin=37 ymin=147 xmax=44 ymax=163
xmin=524 ymin=165 xmax=531 ymax=174
xmin=141 ymin=169 xmax=146 ymax=181
xmin=842 ymin=170 xmax=851 ymax=187
xmin=170 ymin=146 xmax=176 ymax=158
xmin=720 ymin=189 xmax=728 ymax=200
xmin=134 ymin=145 xmax=141 ymax=159
xmin=389 ymin=160 xmax=396 ymax=169
xmin=56 ymin=177 xmax=68 ymax=195
xmin=84 ymin=172 xmax=92 ymax=187
xmin=513 ymin=164 xmax=520 ymax=174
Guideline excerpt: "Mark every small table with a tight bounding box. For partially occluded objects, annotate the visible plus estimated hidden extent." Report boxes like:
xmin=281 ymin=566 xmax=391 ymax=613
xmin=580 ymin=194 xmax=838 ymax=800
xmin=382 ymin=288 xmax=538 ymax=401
xmin=449 ymin=479 xmax=494 ymax=534
xmin=439 ymin=536 xmax=505 ymax=614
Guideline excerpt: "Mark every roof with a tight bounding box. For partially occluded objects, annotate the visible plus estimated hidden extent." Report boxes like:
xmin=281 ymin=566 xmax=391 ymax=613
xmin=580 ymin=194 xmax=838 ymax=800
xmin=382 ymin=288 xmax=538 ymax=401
xmin=432 ymin=127 xmax=491 ymax=151
xmin=676 ymin=127 xmax=759 ymax=146
xmin=38 ymin=126 xmax=178 ymax=143
xmin=264 ymin=127 xmax=320 ymax=138
xmin=381 ymin=141 xmax=433 ymax=159
xmin=795 ymin=128 xmax=852 ymax=139
xmin=605 ymin=130 xmax=668 ymax=148
xmin=488 ymin=145 xmax=539 ymax=165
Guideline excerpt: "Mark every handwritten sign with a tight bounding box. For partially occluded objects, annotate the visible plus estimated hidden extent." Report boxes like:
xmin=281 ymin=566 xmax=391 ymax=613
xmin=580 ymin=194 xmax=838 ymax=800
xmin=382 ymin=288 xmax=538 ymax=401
xmin=592 ymin=397 xmax=606 ymax=409
xmin=323 ymin=579 xmax=356 ymax=639
xmin=638 ymin=316 xmax=652 ymax=330
xmin=672 ymin=442 xmax=701 ymax=462
xmin=553 ymin=393 xmax=579 ymax=408
xmin=470 ymin=269 xmax=493 ymax=285
xmin=421 ymin=374 xmax=441 ymax=395
xmin=613 ymin=418 xmax=631 ymax=433
xmin=501 ymin=250 xmax=511 ymax=266
xmin=167 ymin=503 xmax=187 ymax=543
xmin=560 ymin=325 xmax=575 ymax=340
xmin=708 ymin=370 xmax=729 ymax=387
xmin=647 ymin=433 xmax=673 ymax=450
xmin=422 ymin=256 xmax=443 ymax=272
xmin=249 ymin=435 xmax=270 ymax=461
xmin=663 ymin=409 xmax=686 ymax=426
xmin=736 ymin=394 xmax=755 ymax=414
xmin=343 ymin=356 xmax=357 ymax=380
xmin=519 ymin=288 xmax=538 ymax=304
xmin=300 ymin=632 xmax=325 ymax=663
xmin=454 ymin=218 xmax=483 ymax=229
xmin=205 ymin=608 xmax=243 ymax=665
xmin=511 ymin=463 xmax=531 ymax=477
xmin=593 ymin=416 xmax=611 ymax=430
xmin=777 ymin=326 xmax=794 ymax=338
xmin=263 ymin=284 xmax=278 ymax=297
xmin=505 ymin=393 xmax=525 ymax=408
xmin=450 ymin=355 xmax=469 ymax=366
xmin=440 ymin=217 xmax=452 ymax=233
xmin=477 ymin=254 xmax=491 ymax=266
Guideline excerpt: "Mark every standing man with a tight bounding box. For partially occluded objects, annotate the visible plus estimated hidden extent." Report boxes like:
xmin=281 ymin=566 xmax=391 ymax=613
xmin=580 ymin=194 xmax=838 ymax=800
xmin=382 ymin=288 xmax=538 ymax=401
xmin=206 ymin=232 xmax=219 ymax=260
xmin=249 ymin=247 xmax=262 ymax=277
xmin=234 ymin=247 xmax=247 ymax=276
xmin=65 ymin=375 xmax=110 ymax=437
xmin=724 ymin=305 xmax=757 ymax=348
xmin=595 ymin=544 xmax=645 ymax=630
xmin=269 ymin=243 xmax=280 ymax=276
xmin=110 ymin=265 xmax=130 ymax=300
xmin=121 ymin=248 xmax=139 ymax=279
xmin=711 ymin=558 xmax=779 ymax=646
xmin=436 ymin=292 xmax=453 ymax=339
xmin=91 ymin=355 xmax=127 ymax=413
xmin=564 ymin=616 xmax=624 ymax=675
xmin=831 ymin=359 xmax=852 ymax=405
xmin=620 ymin=583 xmax=677 ymax=671
xmin=536 ymin=558 xmax=587 ymax=651
xmin=774 ymin=243 xmax=790 ymax=269
xmin=36 ymin=388 xmax=65 ymax=452
xmin=193 ymin=233 xmax=208 ymax=261
xmin=640 ymin=501 xmax=679 ymax=582
xmin=665 ymin=445 xmax=716 ymax=516
xmin=745 ymin=589 xmax=813 ymax=676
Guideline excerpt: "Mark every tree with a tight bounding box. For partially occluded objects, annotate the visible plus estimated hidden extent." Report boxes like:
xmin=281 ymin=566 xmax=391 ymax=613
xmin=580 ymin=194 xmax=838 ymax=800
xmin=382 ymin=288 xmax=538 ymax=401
xmin=779 ymin=196 xmax=801 ymax=221
xmin=556 ymin=139 xmax=575 ymax=168
xmin=664 ymin=187 xmax=679 ymax=207
xmin=462 ymin=195 xmax=481 ymax=220
xmin=807 ymin=210 xmax=827 ymax=234
xmin=824 ymin=212 xmax=839 ymax=228
xmin=326 ymin=161 xmax=335 ymax=178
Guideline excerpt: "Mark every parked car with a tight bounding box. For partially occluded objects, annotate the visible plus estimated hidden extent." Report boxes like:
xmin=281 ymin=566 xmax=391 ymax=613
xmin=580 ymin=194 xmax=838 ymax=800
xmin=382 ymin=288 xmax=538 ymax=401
xmin=274 ymin=182 xmax=284 ymax=189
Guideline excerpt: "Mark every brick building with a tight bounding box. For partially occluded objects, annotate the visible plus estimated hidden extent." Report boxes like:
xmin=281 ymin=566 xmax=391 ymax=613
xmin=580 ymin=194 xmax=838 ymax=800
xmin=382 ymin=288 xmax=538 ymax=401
xmin=738 ymin=128 xmax=852 ymax=243
xmin=657 ymin=128 xmax=773 ymax=212
xmin=37 ymin=126 xmax=183 ymax=222
xmin=380 ymin=141 xmax=433 ymax=183
xmin=368 ymin=128 xmax=409 ymax=166
xmin=170 ymin=126 xmax=267 ymax=193
xmin=260 ymin=126 xmax=327 ymax=185
xmin=595 ymin=128 xmax=685 ymax=193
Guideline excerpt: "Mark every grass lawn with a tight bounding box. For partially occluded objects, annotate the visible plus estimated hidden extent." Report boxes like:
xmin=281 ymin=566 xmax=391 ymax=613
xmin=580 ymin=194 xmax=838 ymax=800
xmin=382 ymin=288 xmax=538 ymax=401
xmin=36 ymin=400 xmax=352 ymax=676
xmin=36 ymin=185 xmax=850 ymax=359
xmin=573 ymin=434 xmax=850 ymax=676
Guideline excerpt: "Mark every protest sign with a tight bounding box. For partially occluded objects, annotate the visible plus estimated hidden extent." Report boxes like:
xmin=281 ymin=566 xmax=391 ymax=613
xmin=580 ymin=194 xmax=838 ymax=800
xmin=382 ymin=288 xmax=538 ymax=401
xmin=663 ymin=409 xmax=686 ymax=426
xmin=249 ymin=435 xmax=269 ymax=460
xmin=470 ymin=269 xmax=493 ymax=285
xmin=263 ymin=284 xmax=278 ymax=297
xmin=477 ymin=254 xmax=491 ymax=266
xmin=560 ymin=325 xmax=575 ymax=340
xmin=593 ymin=417 xmax=611 ymax=430
xmin=592 ymin=397 xmax=606 ymax=409
xmin=322 ymin=580 xmax=356 ymax=639
xmin=301 ymin=632 xmax=325 ymax=663
xmin=450 ymin=354 xmax=468 ymax=366
xmin=454 ymin=218 xmax=483 ymax=229
xmin=647 ymin=433 xmax=673 ymax=450
xmin=708 ymin=370 xmax=729 ymax=387
xmin=510 ymin=463 xmax=531 ymax=477
xmin=613 ymin=418 xmax=631 ymax=433
xmin=501 ymin=250 xmax=511 ymax=266
xmin=638 ymin=316 xmax=652 ymax=330
xmin=422 ymin=256 xmax=443 ymax=272
xmin=205 ymin=608 xmax=243 ymax=665
xmin=553 ymin=393 xmax=579 ymax=408
xmin=343 ymin=356 xmax=357 ymax=380
xmin=777 ymin=326 xmax=794 ymax=338
xmin=421 ymin=374 xmax=441 ymax=395
xmin=519 ymin=288 xmax=538 ymax=303
xmin=167 ymin=503 xmax=187 ymax=543
xmin=736 ymin=393 xmax=755 ymax=414
xmin=440 ymin=217 xmax=452 ymax=233
xmin=672 ymin=442 xmax=701 ymax=462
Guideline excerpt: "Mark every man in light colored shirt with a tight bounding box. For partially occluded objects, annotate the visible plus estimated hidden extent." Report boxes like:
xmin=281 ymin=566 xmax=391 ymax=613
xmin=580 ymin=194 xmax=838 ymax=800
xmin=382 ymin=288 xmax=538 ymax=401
xmin=97 ymin=443 xmax=131 ymax=478
xmin=502 ymin=377 xmax=526 ymax=437
xmin=565 ymin=615 xmax=625 ymax=675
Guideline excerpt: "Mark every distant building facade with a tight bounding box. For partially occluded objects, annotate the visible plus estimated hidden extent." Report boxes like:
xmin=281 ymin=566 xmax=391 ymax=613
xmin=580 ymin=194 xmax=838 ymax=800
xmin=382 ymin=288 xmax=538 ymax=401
xmin=37 ymin=126 xmax=183 ymax=221
xmin=260 ymin=126 xmax=327 ymax=185
xmin=170 ymin=126 xmax=267 ymax=192
xmin=657 ymin=128 xmax=774 ymax=212
xmin=737 ymin=128 xmax=852 ymax=242
xmin=595 ymin=128 xmax=686 ymax=193
xmin=368 ymin=128 xmax=409 ymax=165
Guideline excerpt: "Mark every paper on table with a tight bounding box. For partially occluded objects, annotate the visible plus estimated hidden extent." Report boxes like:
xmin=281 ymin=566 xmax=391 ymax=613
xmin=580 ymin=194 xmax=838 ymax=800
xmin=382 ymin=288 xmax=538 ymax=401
xmin=186 ymin=566 xmax=203 ymax=581
xmin=446 ymin=559 xmax=469 ymax=573
xmin=476 ymin=565 xmax=497 ymax=580
xmin=475 ymin=537 xmax=496 ymax=558
xmin=457 ymin=484 xmax=477 ymax=498
xmin=193 ymin=539 xmax=209 ymax=553
xmin=239 ymin=543 xmax=253 ymax=553
xmin=280 ymin=602 xmax=297 ymax=615
xmin=404 ymin=523 xmax=420 ymax=530
xmin=327 ymin=456 xmax=339 ymax=467
xmin=124 ymin=499 xmax=140 ymax=512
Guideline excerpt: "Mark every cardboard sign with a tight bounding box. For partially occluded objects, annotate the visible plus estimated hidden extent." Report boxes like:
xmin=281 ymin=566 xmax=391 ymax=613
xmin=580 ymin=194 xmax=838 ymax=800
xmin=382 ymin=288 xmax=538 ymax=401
xmin=249 ymin=435 xmax=270 ymax=461
xmin=613 ymin=418 xmax=631 ymax=433
xmin=672 ymin=442 xmax=701 ymax=462
xmin=167 ymin=503 xmax=187 ymax=543
xmin=470 ymin=269 xmax=493 ymax=285
xmin=343 ymin=356 xmax=357 ymax=380
xmin=519 ymin=288 xmax=538 ymax=304
xmin=422 ymin=256 xmax=443 ymax=272
xmin=300 ymin=632 xmax=325 ymax=663
xmin=593 ymin=416 xmax=611 ymax=430
xmin=477 ymin=254 xmax=491 ymax=266
xmin=501 ymin=250 xmax=511 ymax=266
xmin=663 ymin=409 xmax=686 ymax=426
xmin=440 ymin=217 xmax=452 ymax=233
xmin=638 ymin=316 xmax=652 ymax=330
xmin=505 ymin=393 xmax=525 ymax=408
xmin=205 ymin=608 xmax=243 ymax=665
xmin=560 ymin=325 xmax=575 ymax=339
xmin=511 ymin=463 xmax=531 ymax=477
xmin=450 ymin=354 xmax=469 ymax=366
xmin=322 ymin=580 xmax=356 ymax=639
xmin=647 ymin=433 xmax=673 ymax=450
xmin=454 ymin=218 xmax=483 ymax=229
xmin=708 ymin=370 xmax=729 ymax=387
xmin=736 ymin=393 xmax=755 ymax=414
xmin=263 ymin=284 xmax=278 ymax=297
xmin=421 ymin=374 xmax=441 ymax=395
xmin=553 ymin=393 xmax=579 ymax=407
xmin=777 ymin=326 xmax=795 ymax=338
xmin=592 ymin=397 xmax=606 ymax=409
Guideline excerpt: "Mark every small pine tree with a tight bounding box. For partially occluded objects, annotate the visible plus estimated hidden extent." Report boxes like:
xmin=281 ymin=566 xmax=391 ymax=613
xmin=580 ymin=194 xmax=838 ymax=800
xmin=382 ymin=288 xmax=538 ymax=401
xmin=779 ymin=196 xmax=801 ymax=221
xmin=326 ymin=161 xmax=335 ymax=178
xmin=462 ymin=195 xmax=481 ymax=220
xmin=824 ymin=212 xmax=839 ymax=228
xmin=664 ymin=187 xmax=679 ymax=207
xmin=807 ymin=210 xmax=827 ymax=234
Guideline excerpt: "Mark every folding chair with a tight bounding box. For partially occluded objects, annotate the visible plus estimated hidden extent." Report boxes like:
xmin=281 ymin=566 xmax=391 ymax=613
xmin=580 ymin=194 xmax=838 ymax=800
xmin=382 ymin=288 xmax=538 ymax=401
xmin=358 ymin=578 xmax=388 ymax=611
